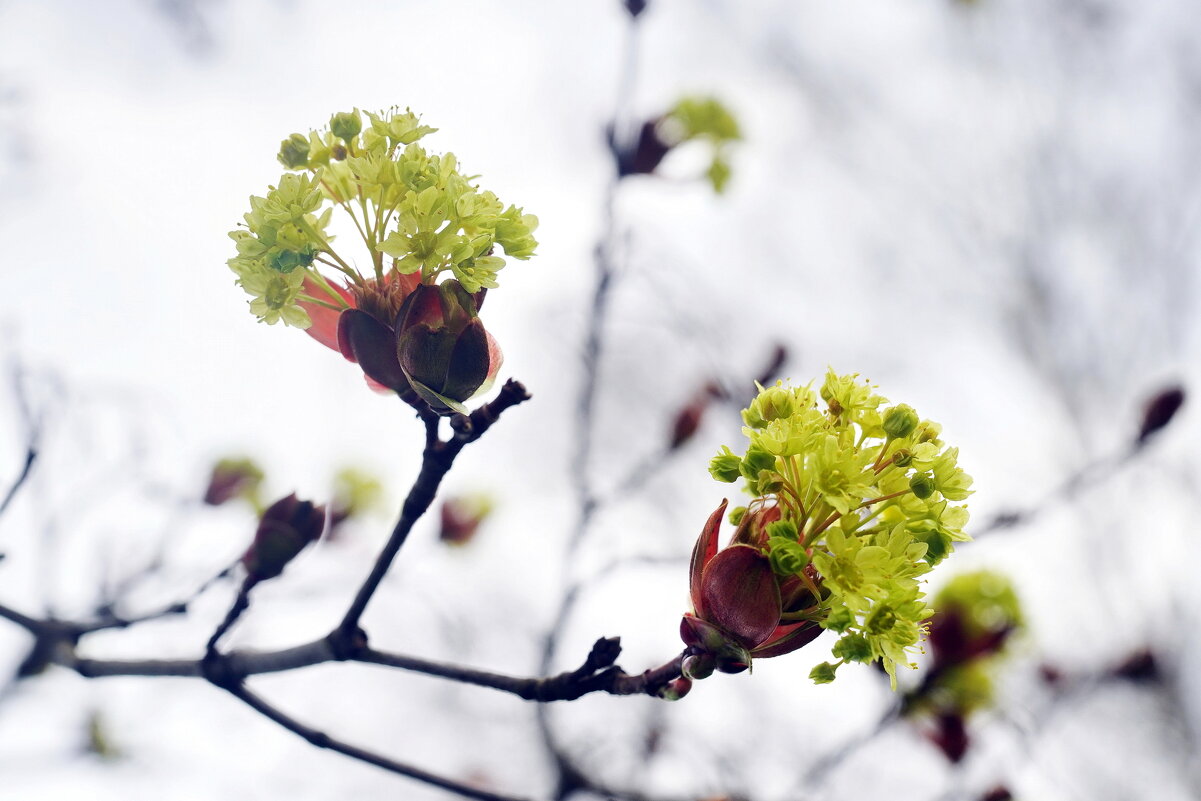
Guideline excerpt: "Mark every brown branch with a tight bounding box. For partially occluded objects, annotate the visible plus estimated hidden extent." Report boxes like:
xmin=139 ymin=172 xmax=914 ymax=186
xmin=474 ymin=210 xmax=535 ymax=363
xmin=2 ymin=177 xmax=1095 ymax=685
xmin=223 ymin=681 xmax=533 ymax=801
xmin=359 ymin=638 xmax=685 ymax=702
xmin=337 ymin=380 xmax=530 ymax=640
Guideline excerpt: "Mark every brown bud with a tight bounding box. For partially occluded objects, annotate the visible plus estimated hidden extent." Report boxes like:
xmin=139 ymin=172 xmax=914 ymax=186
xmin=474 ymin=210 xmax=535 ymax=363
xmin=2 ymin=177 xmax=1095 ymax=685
xmin=1137 ymin=385 xmax=1185 ymax=445
xmin=242 ymin=494 xmax=326 ymax=581
xmin=203 ymin=458 xmax=263 ymax=506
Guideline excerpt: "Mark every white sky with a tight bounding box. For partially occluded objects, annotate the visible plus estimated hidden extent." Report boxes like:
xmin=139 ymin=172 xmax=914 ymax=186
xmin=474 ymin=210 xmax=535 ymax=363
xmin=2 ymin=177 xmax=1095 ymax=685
xmin=1 ymin=1 xmax=1200 ymax=800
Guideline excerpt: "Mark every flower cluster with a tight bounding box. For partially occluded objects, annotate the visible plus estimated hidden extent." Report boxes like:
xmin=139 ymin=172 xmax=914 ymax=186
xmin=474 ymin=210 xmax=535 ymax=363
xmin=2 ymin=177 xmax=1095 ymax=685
xmin=690 ymin=371 xmax=973 ymax=687
xmin=226 ymin=108 xmax=538 ymax=413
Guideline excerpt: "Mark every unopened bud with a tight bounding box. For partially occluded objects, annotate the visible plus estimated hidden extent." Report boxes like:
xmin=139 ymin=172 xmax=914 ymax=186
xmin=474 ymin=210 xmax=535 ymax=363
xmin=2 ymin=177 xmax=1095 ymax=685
xmin=203 ymin=457 xmax=263 ymax=506
xmin=883 ymin=404 xmax=919 ymax=439
xmin=891 ymin=448 xmax=913 ymax=467
xmin=809 ymin=661 xmax=838 ymax=684
xmin=909 ymin=473 xmax=935 ymax=499
xmin=709 ymin=447 xmax=742 ymax=483
xmin=1137 ymin=385 xmax=1185 ymax=445
xmin=832 ymin=633 xmax=872 ymax=663
xmin=277 ymin=133 xmax=310 ymax=169
xmin=657 ymin=677 xmax=692 ymax=700
xmin=242 ymin=494 xmax=326 ymax=581
xmin=329 ymin=110 xmax=362 ymax=140
xmin=681 ymin=652 xmax=716 ymax=680
xmin=670 ymin=395 xmax=708 ymax=450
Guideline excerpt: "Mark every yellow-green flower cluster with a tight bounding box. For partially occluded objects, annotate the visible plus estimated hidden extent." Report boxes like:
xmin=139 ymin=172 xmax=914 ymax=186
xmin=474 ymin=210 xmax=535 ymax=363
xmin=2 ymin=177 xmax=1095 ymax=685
xmin=661 ymin=97 xmax=741 ymax=193
xmin=228 ymin=108 xmax=539 ymax=327
xmin=709 ymin=370 xmax=973 ymax=687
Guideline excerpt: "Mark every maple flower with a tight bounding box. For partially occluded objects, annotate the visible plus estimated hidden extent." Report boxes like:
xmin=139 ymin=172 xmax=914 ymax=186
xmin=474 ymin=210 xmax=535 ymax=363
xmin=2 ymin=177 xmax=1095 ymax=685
xmin=226 ymin=108 xmax=536 ymax=413
xmin=695 ymin=371 xmax=973 ymax=688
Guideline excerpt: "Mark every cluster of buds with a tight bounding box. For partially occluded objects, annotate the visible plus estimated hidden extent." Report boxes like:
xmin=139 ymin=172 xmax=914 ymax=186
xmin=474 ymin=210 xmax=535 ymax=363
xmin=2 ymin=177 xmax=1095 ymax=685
xmin=227 ymin=108 xmax=538 ymax=414
xmin=908 ymin=571 xmax=1022 ymax=762
xmin=615 ymin=96 xmax=741 ymax=193
xmin=685 ymin=371 xmax=973 ymax=687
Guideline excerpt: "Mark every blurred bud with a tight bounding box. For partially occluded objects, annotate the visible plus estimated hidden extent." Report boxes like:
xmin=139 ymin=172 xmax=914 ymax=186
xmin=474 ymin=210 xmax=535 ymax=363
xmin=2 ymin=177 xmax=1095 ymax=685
xmin=615 ymin=119 xmax=672 ymax=178
xmin=203 ymin=457 xmax=264 ymax=507
xmin=883 ymin=404 xmax=920 ymax=439
xmin=242 ymin=494 xmax=326 ymax=581
xmin=1113 ymin=648 xmax=1158 ymax=683
xmin=439 ymin=493 xmax=495 ymax=546
xmin=1137 ymin=385 xmax=1185 ymax=445
xmin=657 ymin=677 xmax=692 ymax=700
xmin=85 ymin=709 xmax=120 ymax=760
xmin=623 ymin=0 xmax=648 ymax=18
xmin=929 ymin=713 xmax=969 ymax=763
xmin=395 ymin=280 xmax=502 ymax=415
xmin=329 ymin=110 xmax=362 ymax=140
xmin=979 ymin=787 xmax=1013 ymax=801
xmin=328 ymin=467 xmax=384 ymax=535
xmin=277 ymin=133 xmax=310 ymax=169
xmin=670 ymin=391 xmax=710 ymax=450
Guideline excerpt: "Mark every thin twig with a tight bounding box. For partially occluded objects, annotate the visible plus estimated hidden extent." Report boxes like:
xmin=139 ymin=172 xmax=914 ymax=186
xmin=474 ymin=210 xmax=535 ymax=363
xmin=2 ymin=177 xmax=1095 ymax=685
xmin=338 ymin=380 xmax=529 ymax=638
xmin=223 ymin=681 xmax=533 ymax=801
xmin=0 ymin=446 xmax=37 ymax=519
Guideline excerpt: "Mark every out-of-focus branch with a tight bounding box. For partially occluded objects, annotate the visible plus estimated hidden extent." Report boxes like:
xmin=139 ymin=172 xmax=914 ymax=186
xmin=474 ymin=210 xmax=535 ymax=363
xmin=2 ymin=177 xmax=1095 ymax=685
xmin=0 ymin=446 xmax=37 ymax=520
xmin=223 ymin=681 xmax=533 ymax=801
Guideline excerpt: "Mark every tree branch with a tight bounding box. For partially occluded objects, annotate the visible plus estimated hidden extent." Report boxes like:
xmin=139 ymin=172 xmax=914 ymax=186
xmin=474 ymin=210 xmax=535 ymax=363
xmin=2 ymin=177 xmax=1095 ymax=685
xmin=337 ymin=380 xmax=529 ymax=638
xmin=223 ymin=680 xmax=533 ymax=801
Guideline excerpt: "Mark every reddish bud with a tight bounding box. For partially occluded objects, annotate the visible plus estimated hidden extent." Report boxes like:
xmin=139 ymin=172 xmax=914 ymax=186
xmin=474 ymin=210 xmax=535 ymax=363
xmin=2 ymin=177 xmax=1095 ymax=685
xmin=669 ymin=393 xmax=710 ymax=450
xmin=395 ymin=280 xmax=502 ymax=414
xmin=241 ymin=494 xmax=326 ymax=581
xmin=203 ymin=458 xmax=263 ymax=506
xmin=1137 ymin=385 xmax=1185 ymax=445
xmin=439 ymin=495 xmax=494 ymax=546
xmin=928 ymin=713 xmax=969 ymax=763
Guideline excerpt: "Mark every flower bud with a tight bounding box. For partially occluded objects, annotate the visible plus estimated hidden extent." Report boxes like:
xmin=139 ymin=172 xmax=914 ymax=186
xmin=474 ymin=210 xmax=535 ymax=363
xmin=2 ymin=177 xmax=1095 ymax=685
xmin=277 ymin=133 xmax=311 ymax=169
xmin=910 ymin=472 xmax=935 ymax=499
xmin=439 ymin=494 xmax=494 ymax=546
xmin=709 ymin=446 xmax=742 ymax=483
xmin=767 ymin=537 xmax=809 ymax=576
xmin=395 ymin=280 xmax=501 ymax=415
xmin=657 ymin=677 xmax=692 ymax=700
xmin=832 ymin=633 xmax=872 ymax=663
xmin=681 ymin=652 xmax=716 ymax=680
xmin=1137 ymin=385 xmax=1185 ymax=445
xmin=891 ymin=447 xmax=913 ymax=467
xmin=329 ymin=110 xmax=362 ymax=141
xmin=203 ymin=457 xmax=264 ymax=506
xmin=242 ymin=493 xmax=326 ymax=581
xmin=883 ymin=404 xmax=920 ymax=439
xmin=809 ymin=661 xmax=838 ymax=684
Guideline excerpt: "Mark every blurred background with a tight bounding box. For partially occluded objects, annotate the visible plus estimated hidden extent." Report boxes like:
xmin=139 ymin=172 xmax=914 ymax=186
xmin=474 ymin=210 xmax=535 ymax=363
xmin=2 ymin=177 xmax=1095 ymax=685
xmin=0 ymin=0 xmax=1198 ymax=799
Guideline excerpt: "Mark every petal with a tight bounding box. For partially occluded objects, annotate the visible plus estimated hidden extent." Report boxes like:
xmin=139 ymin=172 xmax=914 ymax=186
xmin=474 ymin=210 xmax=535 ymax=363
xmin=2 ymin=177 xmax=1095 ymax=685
xmin=750 ymin=621 xmax=822 ymax=658
xmin=699 ymin=545 xmax=781 ymax=649
xmin=299 ymin=277 xmax=355 ymax=354
xmin=395 ymin=283 xmax=445 ymax=332
xmin=689 ymin=500 xmax=728 ymax=616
